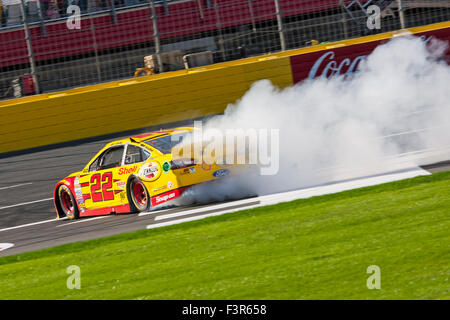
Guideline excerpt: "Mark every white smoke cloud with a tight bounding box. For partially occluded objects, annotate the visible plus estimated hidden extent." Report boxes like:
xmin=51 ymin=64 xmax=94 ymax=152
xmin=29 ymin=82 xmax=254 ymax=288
xmin=176 ymin=36 xmax=450 ymax=205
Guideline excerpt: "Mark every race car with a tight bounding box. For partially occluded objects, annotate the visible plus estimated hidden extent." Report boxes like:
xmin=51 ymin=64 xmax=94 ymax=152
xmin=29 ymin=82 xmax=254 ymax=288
xmin=53 ymin=126 xmax=234 ymax=219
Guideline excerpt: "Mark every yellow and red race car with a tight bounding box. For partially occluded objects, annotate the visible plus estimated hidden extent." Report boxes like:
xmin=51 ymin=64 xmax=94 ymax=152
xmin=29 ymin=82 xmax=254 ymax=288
xmin=53 ymin=126 xmax=232 ymax=219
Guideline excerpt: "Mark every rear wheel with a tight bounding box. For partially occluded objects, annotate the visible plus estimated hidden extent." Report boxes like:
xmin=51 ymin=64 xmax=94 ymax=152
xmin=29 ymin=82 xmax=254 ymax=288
xmin=128 ymin=178 xmax=150 ymax=213
xmin=58 ymin=185 xmax=79 ymax=220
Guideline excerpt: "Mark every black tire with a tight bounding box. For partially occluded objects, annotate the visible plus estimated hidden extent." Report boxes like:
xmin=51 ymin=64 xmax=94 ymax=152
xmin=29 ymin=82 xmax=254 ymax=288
xmin=128 ymin=177 xmax=151 ymax=213
xmin=58 ymin=185 xmax=80 ymax=220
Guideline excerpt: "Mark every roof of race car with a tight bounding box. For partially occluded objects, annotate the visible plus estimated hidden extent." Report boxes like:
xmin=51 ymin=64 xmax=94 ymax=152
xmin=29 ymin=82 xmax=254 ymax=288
xmin=132 ymin=127 xmax=194 ymax=142
xmin=104 ymin=127 xmax=194 ymax=147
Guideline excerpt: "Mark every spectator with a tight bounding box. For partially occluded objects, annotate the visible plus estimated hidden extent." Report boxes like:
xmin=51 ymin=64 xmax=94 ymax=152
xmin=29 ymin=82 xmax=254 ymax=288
xmin=26 ymin=0 xmax=40 ymax=22
xmin=63 ymin=0 xmax=87 ymax=16
xmin=0 ymin=1 xmax=3 ymax=27
xmin=12 ymin=78 xmax=22 ymax=99
xmin=46 ymin=0 xmax=60 ymax=19
xmin=87 ymin=0 xmax=100 ymax=12
xmin=79 ymin=0 xmax=86 ymax=11
xmin=56 ymin=0 xmax=64 ymax=15
xmin=40 ymin=0 xmax=50 ymax=19
xmin=3 ymin=0 xmax=23 ymax=26
xmin=99 ymin=0 xmax=109 ymax=9
xmin=124 ymin=0 xmax=138 ymax=6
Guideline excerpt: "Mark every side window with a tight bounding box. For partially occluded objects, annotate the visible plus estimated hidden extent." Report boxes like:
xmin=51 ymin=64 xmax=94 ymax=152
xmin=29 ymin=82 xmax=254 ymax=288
xmin=142 ymin=149 xmax=151 ymax=161
xmin=88 ymin=156 xmax=100 ymax=172
xmin=97 ymin=146 xmax=124 ymax=170
xmin=124 ymin=145 xmax=145 ymax=165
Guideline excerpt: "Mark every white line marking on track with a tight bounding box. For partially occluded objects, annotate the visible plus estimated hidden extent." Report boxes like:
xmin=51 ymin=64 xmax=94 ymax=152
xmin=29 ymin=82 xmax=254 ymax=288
xmin=154 ymin=198 xmax=259 ymax=221
xmin=0 ymin=243 xmax=14 ymax=251
xmin=147 ymin=205 xmax=261 ymax=229
xmin=56 ymin=216 xmax=109 ymax=227
xmin=0 ymin=217 xmax=67 ymax=233
xmin=0 ymin=198 xmax=53 ymax=210
xmin=0 ymin=183 xmax=32 ymax=191
xmin=138 ymin=207 xmax=177 ymax=217
xmin=147 ymin=167 xmax=430 ymax=230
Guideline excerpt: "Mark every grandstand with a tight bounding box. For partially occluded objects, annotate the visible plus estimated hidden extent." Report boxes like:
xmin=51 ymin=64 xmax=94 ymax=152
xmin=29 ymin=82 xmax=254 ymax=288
xmin=1 ymin=0 xmax=449 ymax=99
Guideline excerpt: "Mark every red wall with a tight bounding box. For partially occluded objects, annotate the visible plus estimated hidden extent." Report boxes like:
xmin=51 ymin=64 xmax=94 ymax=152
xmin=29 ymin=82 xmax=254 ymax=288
xmin=290 ymin=26 xmax=450 ymax=83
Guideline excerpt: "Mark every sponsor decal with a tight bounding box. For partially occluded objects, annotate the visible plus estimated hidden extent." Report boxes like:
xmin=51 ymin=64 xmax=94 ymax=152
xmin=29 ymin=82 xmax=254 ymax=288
xmin=78 ymin=201 xmax=86 ymax=212
xmin=116 ymin=181 xmax=126 ymax=189
xmin=212 ymin=169 xmax=230 ymax=178
xmin=142 ymin=169 xmax=155 ymax=179
xmin=181 ymin=167 xmax=196 ymax=175
xmin=118 ymin=165 xmax=138 ymax=175
xmin=308 ymin=51 xmax=367 ymax=79
xmin=305 ymin=35 xmax=435 ymax=81
xmin=171 ymin=158 xmax=196 ymax=169
xmin=202 ymin=161 xmax=212 ymax=171
xmin=419 ymin=35 xmax=433 ymax=44
xmin=154 ymin=191 xmax=176 ymax=204
xmin=142 ymin=165 xmax=158 ymax=178
xmin=153 ymin=185 xmax=167 ymax=192
xmin=139 ymin=162 xmax=161 ymax=181
xmin=74 ymin=180 xmax=84 ymax=205
xmin=168 ymin=181 xmax=173 ymax=189
xmin=78 ymin=202 xmax=86 ymax=212
xmin=75 ymin=187 xmax=83 ymax=200
xmin=162 ymin=161 xmax=171 ymax=174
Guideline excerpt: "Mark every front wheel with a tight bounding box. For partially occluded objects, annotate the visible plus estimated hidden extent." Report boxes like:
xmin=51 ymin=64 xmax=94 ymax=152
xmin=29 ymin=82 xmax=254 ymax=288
xmin=128 ymin=178 xmax=151 ymax=213
xmin=58 ymin=185 xmax=79 ymax=220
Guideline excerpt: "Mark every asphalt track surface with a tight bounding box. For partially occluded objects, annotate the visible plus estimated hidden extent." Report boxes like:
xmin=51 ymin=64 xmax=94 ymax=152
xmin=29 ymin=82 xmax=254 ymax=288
xmin=0 ymin=123 xmax=262 ymax=257
xmin=0 ymin=127 xmax=449 ymax=257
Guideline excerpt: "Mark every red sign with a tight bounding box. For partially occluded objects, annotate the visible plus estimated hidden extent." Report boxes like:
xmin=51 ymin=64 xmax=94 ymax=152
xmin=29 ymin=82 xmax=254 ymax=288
xmin=151 ymin=189 xmax=182 ymax=206
xmin=290 ymin=27 xmax=450 ymax=84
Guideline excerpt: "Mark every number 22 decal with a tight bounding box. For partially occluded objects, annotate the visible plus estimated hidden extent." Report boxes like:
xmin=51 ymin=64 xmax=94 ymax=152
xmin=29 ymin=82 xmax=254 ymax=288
xmin=90 ymin=172 xmax=114 ymax=202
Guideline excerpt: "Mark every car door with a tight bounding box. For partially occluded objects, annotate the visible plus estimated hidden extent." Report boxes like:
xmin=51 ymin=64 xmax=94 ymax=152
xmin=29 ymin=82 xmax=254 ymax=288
xmin=121 ymin=143 xmax=151 ymax=179
xmin=79 ymin=145 xmax=126 ymax=211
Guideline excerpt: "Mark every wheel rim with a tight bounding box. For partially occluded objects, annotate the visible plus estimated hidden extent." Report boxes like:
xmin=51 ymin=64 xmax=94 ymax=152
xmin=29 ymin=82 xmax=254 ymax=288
xmin=133 ymin=182 xmax=147 ymax=207
xmin=61 ymin=189 xmax=74 ymax=215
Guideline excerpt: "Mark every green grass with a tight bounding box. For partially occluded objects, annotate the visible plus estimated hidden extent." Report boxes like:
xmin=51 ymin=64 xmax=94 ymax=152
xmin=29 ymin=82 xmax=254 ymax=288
xmin=1 ymin=171 xmax=449 ymax=299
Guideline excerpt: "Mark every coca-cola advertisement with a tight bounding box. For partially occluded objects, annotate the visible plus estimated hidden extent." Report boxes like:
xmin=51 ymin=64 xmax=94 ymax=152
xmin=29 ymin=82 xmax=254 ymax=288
xmin=290 ymin=26 xmax=450 ymax=83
